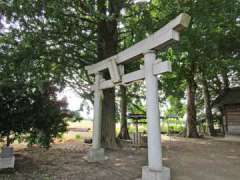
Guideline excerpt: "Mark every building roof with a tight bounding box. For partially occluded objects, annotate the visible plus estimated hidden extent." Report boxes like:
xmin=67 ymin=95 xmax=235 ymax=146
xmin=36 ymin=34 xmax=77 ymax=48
xmin=214 ymin=87 xmax=240 ymax=108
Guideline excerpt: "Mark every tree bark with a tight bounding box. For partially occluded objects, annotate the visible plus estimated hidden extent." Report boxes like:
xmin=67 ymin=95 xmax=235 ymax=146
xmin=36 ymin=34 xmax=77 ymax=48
xmin=6 ymin=133 xmax=11 ymax=147
xmin=186 ymin=70 xmax=199 ymax=138
xmin=220 ymin=109 xmax=225 ymax=136
xmin=101 ymin=88 xmax=117 ymax=148
xmin=97 ymin=0 xmax=121 ymax=148
xmin=221 ymin=72 xmax=230 ymax=90
xmin=202 ymin=77 xmax=215 ymax=136
xmin=118 ymin=85 xmax=130 ymax=140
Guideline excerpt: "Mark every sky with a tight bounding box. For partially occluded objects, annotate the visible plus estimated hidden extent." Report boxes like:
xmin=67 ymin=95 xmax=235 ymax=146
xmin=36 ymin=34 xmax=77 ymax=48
xmin=134 ymin=0 xmax=150 ymax=3
xmin=57 ymin=87 xmax=93 ymax=120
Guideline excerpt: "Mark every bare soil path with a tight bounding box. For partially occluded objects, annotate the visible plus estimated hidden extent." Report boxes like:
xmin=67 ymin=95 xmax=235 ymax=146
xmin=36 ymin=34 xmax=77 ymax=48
xmin=0 ymin=136 xmax=240 ymax=180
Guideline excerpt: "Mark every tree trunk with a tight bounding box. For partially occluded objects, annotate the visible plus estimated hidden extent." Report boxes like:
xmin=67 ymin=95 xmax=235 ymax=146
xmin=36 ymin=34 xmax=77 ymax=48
xmin=220 ymin=109 xmax=225 ymax=136
xmin=118 ymin=85 xmax=130 ymax=140
xmin=97 ymin=0 xmax=121 ymax=148
xmin=221 ymin=72 xmax=230 ymax=90
xmin=6 ymin=133 xmax=11 ymax=147
xmin=101 ymin=88 xmax=117 ymax=148
xmin=202 ymin=77 xmax=215 ymax=136
xmin=186 ymin=73 xmax=199 ymax=138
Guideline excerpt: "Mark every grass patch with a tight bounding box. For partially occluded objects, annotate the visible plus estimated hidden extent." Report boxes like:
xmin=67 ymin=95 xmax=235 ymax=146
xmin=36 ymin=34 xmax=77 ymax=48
xmin=75 ymin=134 xmax=82 ymax=141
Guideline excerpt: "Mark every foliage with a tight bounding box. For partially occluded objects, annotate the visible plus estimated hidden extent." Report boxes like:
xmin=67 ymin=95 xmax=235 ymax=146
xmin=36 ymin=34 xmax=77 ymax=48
xmin=0 ymin=81 xmax=68 ymax=148
xmin=25 ymin=82 xmax=68 ymax=148
xmin=164 ymin=96 xmax=186 ymax=119
xmin=161 ymin=118 xmax=185 ymax=134
xmin=66 ymin=111 xmax=83 ymax=122
xmin=0 ymin=0 xmax=95 ymax=99
xmin=0 ymin=81 xmax=32 ymax=146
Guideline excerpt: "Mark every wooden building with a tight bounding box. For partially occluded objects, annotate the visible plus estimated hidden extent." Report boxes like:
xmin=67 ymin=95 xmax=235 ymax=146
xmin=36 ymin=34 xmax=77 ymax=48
xmin=214 ymin=87 xmax=240 ymax=135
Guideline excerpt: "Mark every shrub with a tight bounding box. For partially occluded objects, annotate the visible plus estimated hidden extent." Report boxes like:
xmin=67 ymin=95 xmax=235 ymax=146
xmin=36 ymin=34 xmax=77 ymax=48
xmin=0 ymin=81 xmax=68 ymax=148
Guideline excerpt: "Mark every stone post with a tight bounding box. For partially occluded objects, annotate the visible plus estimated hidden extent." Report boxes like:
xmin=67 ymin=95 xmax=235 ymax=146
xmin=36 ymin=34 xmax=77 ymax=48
xmin=142 ymin=50 xmax=170 ymax=180
xmin=0 ymin=146 xmax=15 ymax=170
xmin=88 ymin=72 xmax=105 ymax=162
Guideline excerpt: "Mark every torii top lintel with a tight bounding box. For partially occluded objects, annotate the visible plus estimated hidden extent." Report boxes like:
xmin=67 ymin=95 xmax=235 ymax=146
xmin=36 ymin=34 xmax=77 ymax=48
xmin=86 ymin=13 xmax=191 ymax=75
xmin=85 ymin=13 xmax=191 ymax=89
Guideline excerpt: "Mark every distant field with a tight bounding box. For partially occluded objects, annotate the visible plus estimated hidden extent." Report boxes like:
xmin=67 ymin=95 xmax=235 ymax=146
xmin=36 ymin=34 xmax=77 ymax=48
xmin=63 ymin=120 xmax=93 ymax=141
xmin=68 ymin=120 xmax=93 ymax=129
xmin=65 ymin=120 xmax=125 ymax=141
xmin=66 ymin=119 xmax=185 ymax=137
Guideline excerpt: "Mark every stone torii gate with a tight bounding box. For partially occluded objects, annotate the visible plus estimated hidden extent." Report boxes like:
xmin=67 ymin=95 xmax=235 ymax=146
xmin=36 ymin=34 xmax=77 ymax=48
xmin=85 ymin=13 xmax=191 ymax=180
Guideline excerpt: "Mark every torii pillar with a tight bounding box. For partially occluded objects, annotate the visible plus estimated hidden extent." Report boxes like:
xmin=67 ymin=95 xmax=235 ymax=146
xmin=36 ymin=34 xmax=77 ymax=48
xmin=87 ymin=72 xmax=105 ymax=162
xmin=142 ymin=50 xmax=170 ymax=180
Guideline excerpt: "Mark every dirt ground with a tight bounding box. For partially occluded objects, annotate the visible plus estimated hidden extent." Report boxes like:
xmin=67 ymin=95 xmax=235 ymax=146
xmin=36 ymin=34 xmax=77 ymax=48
xmin=0 ymin=135 xmax=240 ymax=180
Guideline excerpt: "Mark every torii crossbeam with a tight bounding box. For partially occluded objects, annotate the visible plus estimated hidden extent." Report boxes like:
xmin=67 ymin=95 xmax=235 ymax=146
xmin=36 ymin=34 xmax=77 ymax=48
xmin=85 ymin=13 xmax=191 ymax=180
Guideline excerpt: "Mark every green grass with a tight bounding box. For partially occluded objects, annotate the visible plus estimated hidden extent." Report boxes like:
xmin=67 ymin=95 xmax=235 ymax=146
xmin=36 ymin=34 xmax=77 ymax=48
xmin=75 ymin=134 xmax=82 ymax=140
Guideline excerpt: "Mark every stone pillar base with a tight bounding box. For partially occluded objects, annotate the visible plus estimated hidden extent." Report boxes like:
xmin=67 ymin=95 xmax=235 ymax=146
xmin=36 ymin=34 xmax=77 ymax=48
xmin=142 ymin=166 xmax=171 ymax=180
xmin=0 ymin=156 xmax=15 ymax=170
xmin=87 ymin=148 xmax=105 ymax=162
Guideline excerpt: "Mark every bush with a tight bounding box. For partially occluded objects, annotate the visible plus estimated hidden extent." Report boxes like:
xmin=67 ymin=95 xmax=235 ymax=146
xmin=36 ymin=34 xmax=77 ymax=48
xmin=161 ymin=120 xmax=185 ymax=134
xmin=0 ymin=81 xmax=68 ymax=148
